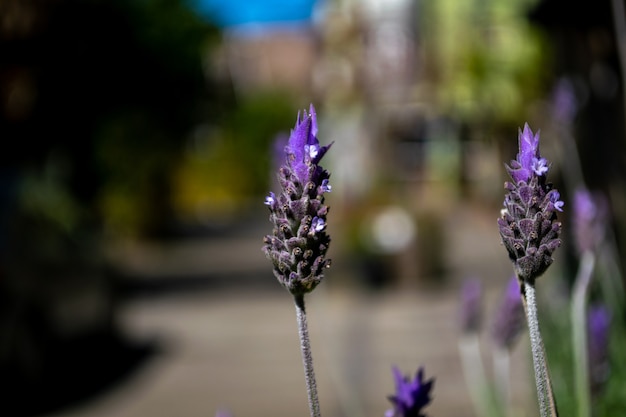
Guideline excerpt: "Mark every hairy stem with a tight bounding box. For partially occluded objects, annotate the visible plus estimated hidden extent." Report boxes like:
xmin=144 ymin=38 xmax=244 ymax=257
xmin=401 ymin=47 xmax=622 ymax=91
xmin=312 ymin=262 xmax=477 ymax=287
xmin=294 ymin=294 xmax=321 ymax=417
xmin=520 ymin=280 xmax=559 ymax=417
xmin=571 ymin=251 xmax=596 ymax=417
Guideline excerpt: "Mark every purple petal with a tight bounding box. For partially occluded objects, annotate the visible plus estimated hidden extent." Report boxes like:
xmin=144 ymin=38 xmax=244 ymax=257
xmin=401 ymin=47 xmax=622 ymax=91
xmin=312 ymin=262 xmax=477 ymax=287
xmin=517 ymin=123 xmax=541 ymax=174
xmin=531 ymin=157 xmax=549 ymax=176
xmin=549 ymin=190 xmax=564 ymax=212
xmin=311 ymin=217 xmax=325 ymax=232
xmin=264 ymin=192 xmax=276 ymax=206
xmin=386 ymin=365 xmax=434 ymax=416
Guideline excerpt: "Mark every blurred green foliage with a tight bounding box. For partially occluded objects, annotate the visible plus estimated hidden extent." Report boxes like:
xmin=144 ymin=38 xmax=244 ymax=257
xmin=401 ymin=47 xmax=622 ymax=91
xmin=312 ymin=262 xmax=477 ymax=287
xmin=542 ymin=302 xmax=626 ymax=417
xmin=421 ymin=0 xmax=551 ymax=125
xmin=171 ymin=90 xmax=298 ymax=224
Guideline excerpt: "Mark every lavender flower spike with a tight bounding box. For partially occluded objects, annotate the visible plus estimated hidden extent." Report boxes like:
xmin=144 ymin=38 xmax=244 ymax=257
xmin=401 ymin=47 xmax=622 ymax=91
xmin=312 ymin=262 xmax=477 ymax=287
xmin=498 ymin=124 xmax=560 ymax=417
xmin=492 ymin=276 xmax=525 ymax=351
xmin=385 ymin=366 xmax=435 ymax=417
xmin=459 ymin=278 xmax=483 ymax=335
xmin=263 ymin=104 xmax=333 ymax=295
xmin=573 ymin=188 xmax=608 ymax=255
xmin=497 ymin=123 xmax=563 ymax=283
xmin=588 ymin=304 xmax=611 ymax=397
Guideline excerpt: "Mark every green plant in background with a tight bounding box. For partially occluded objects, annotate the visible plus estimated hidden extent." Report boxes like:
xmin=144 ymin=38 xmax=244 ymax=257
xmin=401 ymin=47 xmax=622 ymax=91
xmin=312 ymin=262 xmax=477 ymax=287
xmin=171 ymin=90 xmax=298 ymax=224
xmin=87 ymin=0 xmax=221 ymax=238
xmin=421 ymin=0 xmax=550 ymax=126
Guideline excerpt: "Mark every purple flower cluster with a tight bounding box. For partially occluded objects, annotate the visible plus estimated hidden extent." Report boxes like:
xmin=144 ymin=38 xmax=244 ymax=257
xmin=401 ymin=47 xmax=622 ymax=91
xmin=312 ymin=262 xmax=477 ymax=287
xmin=551 ymin=77 xmax=578 ymax=126
xmin=497 ymin=124 xmax=564 ymax=283
xmin=588 ymin=304 xmax=611 ymax=397
xmin=385 ymin=366 xmax=434 ymax=417
xmin=459 ymin=278 xmax=483 ymax=334
xmin=491 ymin=276 xmax=525 ymax=350
xmin=573 ymin=188 xmax=608 ymax=255
xmin=263 ymin=105 xmax=333 ymax=295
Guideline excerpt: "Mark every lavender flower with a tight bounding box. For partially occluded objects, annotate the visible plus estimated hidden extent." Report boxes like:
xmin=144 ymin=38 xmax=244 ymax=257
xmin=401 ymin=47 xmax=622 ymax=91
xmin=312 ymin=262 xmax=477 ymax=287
xmin=588 ymin=304 xmax=611 ymax=397
xmin=551 ymin=77 xmax=579 ymax=126
xmin=492 ymin=276 xmax=525 ymax=350
xmin=573 ymin=188 xmax=608 ymax=255
xmin=385 ymin=366 xmax=435 ymax=417
xmin=497 ymin=123 xmax=564 ymax=283
xmin=263 ymin=104 xmax=333 ymax=295
xmin=459 ymin=278 xmax=483 ymax=334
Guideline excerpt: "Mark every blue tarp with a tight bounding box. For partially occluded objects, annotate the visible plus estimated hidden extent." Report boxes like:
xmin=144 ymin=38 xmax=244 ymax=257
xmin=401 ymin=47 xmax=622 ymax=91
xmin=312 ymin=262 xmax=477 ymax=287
xmin=188 ymin=0 xmax=319 ymax=28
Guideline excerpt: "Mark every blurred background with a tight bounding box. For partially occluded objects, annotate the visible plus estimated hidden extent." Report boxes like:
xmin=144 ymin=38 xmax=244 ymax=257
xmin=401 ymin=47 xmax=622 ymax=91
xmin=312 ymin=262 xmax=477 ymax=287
xmin=1 ymin=0 xmax=625 ymax=416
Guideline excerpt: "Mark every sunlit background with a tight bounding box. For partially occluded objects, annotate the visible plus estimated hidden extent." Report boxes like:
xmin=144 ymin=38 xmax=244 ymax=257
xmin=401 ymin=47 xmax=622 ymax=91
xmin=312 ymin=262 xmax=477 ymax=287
xmin=1 ymin=0 xmax=625 ymax=416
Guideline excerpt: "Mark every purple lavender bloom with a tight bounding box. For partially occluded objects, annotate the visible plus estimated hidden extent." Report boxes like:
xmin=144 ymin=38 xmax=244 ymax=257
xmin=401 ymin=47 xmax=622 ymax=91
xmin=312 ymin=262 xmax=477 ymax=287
xmin=506 ymin=123 xmax=549 ymax=184
xmin=263 ymin=105 xmax=333 ymax=295
xmin=492 ymin=276 xmax=525 ymax=350
xmin=573 ymin=188 xmax=608 ymax=255
xmin=459 ymin=278 xmax=483 ymax=334
xmin=551 ymin=77 xmax=579 ymax=126
xmin=588 ymin=304 xmax=611 ymax=397
xmin=286 ymin=105 xmax=332 ymax=185
xmin=497 ymin=124 xmax=563 ymax=283
xmin=385 ymin=366 xmax=435 ymax=417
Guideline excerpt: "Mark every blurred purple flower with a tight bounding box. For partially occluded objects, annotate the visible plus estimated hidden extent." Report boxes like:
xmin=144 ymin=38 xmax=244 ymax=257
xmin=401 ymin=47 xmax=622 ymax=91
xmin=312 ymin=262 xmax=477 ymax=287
xmin=573 ymin=188 xmax=608 ymax=255
xmin=385 ymin=366 xmax=434 ymax=417
xmin=497 ymin=124 xmax=563 ymax=282
xmin=588 ymin=304 xmax=611 ymax=397
xmin=492 ymin=276 xmax=525 ymax=350
xmin=263 ymin=105 xmax=333 ymax=295
xmin=551 ymin=77 xmax=579 ymax=125
xmin=459 ymin=278 xmax=483 ymax=334
xmin=215 ymin=409 xmax=233 ymax=417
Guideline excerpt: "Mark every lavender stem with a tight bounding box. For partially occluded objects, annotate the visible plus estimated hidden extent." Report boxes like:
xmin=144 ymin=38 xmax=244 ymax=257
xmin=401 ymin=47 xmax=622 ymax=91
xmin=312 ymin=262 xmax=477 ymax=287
xmin=458 ymin=335 xmax=491 ymax=417
xmin=520 ymin=280 xmax=559 ymax=417
xmin=294 ymin=294 xmax=321 ymax=417
xmin=493 ymin=347 xmax=511 ymax=414
xmin=571 ymin=250 xmax=596 ymax=417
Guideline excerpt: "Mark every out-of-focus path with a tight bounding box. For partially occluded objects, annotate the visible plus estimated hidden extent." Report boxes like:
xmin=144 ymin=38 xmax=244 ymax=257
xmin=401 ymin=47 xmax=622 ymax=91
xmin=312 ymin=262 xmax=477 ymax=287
xmin=43 ymin=201 xmax=537 ymax=417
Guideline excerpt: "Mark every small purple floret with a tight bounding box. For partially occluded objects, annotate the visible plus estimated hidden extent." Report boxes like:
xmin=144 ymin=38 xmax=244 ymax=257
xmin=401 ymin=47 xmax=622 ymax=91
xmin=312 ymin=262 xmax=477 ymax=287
xmin=311 ymin=217 xmax=325 ymax=233
xmin=385 ymin=366 xmax=434 ymax=417
xmin=320 ymin=179 xmax=332 ymax=193
xmin=264 ymin=192 xmax=276 ymax=206
xmin=549 ymin=190 xmax=564 ymax=212
xmin=531 ymin=157 xmax=549 ymax=176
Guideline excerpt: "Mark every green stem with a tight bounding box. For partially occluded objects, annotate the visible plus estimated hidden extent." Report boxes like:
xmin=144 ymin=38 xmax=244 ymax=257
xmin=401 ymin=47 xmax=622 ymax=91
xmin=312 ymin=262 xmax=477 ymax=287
xmin=571 ymin=251 xmax=596 ymax=417
xmin=610 ymin=0 xmax=626 ymax=130
xmin=294 ymin=294 xmax=321 ymax=417
xmin=458 ymin=334 xmax=491 ymax=417
xmin=493 ymin=347 xmax=511 ymax=415
xmin=521 ymin=280 xmax=559 ymax=417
